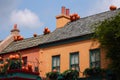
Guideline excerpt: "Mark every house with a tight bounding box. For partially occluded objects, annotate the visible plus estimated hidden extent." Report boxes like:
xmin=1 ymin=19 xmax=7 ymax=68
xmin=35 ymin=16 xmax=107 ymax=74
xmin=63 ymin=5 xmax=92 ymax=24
xmin=0 ymin=6 xmax=120 ymax=78
xmin=0 ymin=25 xmax=40 ymax=73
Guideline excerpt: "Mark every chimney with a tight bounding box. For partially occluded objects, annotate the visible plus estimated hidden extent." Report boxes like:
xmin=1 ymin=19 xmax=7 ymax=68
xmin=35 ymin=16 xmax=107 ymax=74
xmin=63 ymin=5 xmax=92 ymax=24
xmin=66 ymin=9 xmax=70 ymax=16
xmin=61 ymin=6 xmax=66 ymax=14
xmin=11 ymin=24 xmax=20 ymax=36
xmin=56 ymin=6 xmax=70 ymax=28
xmin=0 ymin=24 xmax=20 ymax=52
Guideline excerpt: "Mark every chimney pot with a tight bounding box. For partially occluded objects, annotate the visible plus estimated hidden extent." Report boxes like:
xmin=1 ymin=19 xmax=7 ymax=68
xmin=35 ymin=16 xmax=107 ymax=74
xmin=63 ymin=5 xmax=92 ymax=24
xmin=61 ymin=6 xmax=66 ymax=14
xmin=110 ymin=5 xmax=117 ymax=11
xmin=14 ymin=24 xmax=17 ymax=29
xmin=43 ymin=27 xmax=50 ymax=35
xmin=33 ymin=33 xmax=37 ymax=37
xmin=66 ymin=9 xmax=70 ymax=16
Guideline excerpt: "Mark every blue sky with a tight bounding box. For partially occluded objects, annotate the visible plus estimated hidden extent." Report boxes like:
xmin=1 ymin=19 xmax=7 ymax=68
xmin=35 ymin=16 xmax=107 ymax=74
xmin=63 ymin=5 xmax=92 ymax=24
xmin=0 ymin=0 xmax=120 ymax=40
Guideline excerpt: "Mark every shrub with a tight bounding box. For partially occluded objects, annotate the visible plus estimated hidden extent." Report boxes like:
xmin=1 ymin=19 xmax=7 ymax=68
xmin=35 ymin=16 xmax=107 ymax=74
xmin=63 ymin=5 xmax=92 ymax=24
xmin=0 ymin=54 xmax=22 ymax=74
xmin=62 ymin=69 xmax=79 ymax=80
xmin=94 ymin=13 xmax=120 ymax=80
xmin=83 ymin=68 xmax=106 ymax=77
xmin=46 ymin=71 xmax=60 ymax=80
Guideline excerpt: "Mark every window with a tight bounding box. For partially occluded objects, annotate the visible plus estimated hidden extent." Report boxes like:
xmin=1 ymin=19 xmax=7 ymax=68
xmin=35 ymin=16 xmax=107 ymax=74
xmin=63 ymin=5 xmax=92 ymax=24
xmin=70 ymin=52 xmax=79 ymax=71
xmin=90 ymin=49 xmax=100 ymax=68
xmin=22 ymin=56 xmax=27 ymax=66
xmin=52 ymin=55 xmax=60 ymax=72
xmin=34 ymin=66 xmax=39 ymax=72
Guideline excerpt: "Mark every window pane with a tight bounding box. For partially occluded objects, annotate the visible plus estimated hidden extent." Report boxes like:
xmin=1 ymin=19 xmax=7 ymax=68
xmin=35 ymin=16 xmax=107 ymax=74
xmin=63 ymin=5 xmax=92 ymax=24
xmin=75 ymin=66 xmax=79 ymax=71
xmin=53 ymin=59 xmax=56 ymax=67
xmin=56 ymin=59 xmax=60 ymax=66
xmin=91 ymin=53 xmax=95 ymax=62
xmin=90 ymin=49 xmax=100 ymax=68
xmin=92 ymin=62 xmax=96 ymax=68
xmin=96 ymin=52 xmax=100 ymax=61
xmin=75 ymin=55 xmax=78 ymax=64
xmin=71 ymin=56 xmax=74 ymax=64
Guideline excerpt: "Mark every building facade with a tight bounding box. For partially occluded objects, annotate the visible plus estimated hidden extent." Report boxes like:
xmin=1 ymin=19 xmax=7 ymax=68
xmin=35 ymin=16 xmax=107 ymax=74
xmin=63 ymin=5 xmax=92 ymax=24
xmin=0 ymin=7 xmax=119 ymax=78
xmin=39 ymin=39 xmax=108 ymax=77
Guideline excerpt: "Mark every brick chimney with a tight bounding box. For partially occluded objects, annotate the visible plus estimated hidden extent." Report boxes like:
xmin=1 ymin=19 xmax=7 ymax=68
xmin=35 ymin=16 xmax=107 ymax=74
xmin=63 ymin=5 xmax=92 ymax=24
xmin=56 ymin=6 xmax=71 ymax=28
xmin=0 ymin=24 xmax=20 ymax=52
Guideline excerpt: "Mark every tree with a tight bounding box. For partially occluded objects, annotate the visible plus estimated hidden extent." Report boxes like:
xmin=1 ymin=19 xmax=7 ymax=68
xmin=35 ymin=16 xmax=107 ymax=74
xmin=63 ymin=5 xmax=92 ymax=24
xmin=94 ymin=13 xmax=120 ymax=80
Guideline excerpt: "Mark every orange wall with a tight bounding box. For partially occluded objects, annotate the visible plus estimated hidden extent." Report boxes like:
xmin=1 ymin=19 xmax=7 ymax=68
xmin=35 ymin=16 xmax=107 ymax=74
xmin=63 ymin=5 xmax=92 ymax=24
xmin=39 ymin=39 xmax=108 ymax=77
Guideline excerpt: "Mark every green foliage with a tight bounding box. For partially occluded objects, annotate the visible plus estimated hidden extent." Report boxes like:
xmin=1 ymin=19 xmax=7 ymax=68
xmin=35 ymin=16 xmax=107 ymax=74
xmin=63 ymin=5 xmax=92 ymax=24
xmin=62 ymin=69 xmax=79 ymax=80
xmin=46 ymin=71 xmax=60 ymax=80
xmin=0 ymin=54 xmax=22 ymax=75
xmin=94 ymin=13 xmax=120 ymax=80
xmin=46 ymin=69 xmax=79 ymax=80
xmin=9 ymin=59 xmax=21 ymax=70
xmin=83 ymin=68 xmax=106 ymax=77
xmin=1 ymin=62 xmax=9 ymax=74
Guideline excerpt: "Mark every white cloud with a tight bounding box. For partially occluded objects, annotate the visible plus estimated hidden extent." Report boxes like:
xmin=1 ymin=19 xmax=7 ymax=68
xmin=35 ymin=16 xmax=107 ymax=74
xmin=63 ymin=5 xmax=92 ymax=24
xmin=10 ymin=9 xmax=43 ymax=28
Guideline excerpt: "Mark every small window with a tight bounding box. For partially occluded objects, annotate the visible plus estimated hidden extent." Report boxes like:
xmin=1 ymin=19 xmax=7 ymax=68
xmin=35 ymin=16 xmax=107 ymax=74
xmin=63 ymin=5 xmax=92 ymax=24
xmin=22 ymin=56 xmax=27 ymax=66
xmin=52 ymin=55 xmax=60 ymax=72
xmin=70 ymin=52 xmax=79 ymax=71
xmin=34 ymin=66 xmax=39 ymax=72
xmin=90 ymin=49 xmax=100 ymax=68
